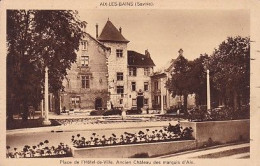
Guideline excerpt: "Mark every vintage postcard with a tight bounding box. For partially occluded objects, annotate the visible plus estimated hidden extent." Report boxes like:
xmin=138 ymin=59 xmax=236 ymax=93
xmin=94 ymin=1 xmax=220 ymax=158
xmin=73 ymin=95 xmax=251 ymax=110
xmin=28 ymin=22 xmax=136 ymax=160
xmin=1 ymin=0 xmax=260 ymax=166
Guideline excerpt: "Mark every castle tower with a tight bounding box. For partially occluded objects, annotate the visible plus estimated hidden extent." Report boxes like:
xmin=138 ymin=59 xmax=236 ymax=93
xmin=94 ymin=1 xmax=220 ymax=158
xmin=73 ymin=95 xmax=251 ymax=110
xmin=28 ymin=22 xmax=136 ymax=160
xmin=97 ymin=20 xmax=130 ymax=108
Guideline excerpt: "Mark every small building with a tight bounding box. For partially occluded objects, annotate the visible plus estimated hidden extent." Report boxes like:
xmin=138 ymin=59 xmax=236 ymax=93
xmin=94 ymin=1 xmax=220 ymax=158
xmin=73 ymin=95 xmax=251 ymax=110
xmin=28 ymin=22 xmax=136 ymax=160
xmin=151 ymin=50 xmax=195 ymax=110
xmin=127 ymin=50 xmax=155 ymax=110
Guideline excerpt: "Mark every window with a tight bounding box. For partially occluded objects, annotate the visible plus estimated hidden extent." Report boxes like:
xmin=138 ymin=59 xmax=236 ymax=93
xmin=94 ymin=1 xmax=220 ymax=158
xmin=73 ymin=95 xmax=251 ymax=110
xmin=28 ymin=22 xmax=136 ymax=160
xmin=81 ymin=56 xmax=89 ymax=67
xmin=144 ymin=98 xmax=148 ymax=105
xmin=82 ymin=75 xmax=90 ymax=88
xmin=154 ymin=81 xmax=159 ymax=91
xmin=117 ymin=72 xmax=123 ymax=81
xmin=132 ymin=99 xmax=137 ymax=106
xmin=129 ymin=67 xmax=137 ymax=76
xmin=71 ymin=96 xmax=80 ymax=104
xmin=144 ymin=82 xmax=149 ymax=91
xmin=117 ymin=86 xmax=124 ymax=94
xmin=82 ymin=41 xmax=87 ymax=50
xmin=131 ymin=82 xmax=136 ymax=91
xmin=116 ymin=49 xmax=123 ymax=58
xmin=144 ymin=67 xmax=150 ymax=76
xmin=163 ymin=95 xmax=167 ymax=105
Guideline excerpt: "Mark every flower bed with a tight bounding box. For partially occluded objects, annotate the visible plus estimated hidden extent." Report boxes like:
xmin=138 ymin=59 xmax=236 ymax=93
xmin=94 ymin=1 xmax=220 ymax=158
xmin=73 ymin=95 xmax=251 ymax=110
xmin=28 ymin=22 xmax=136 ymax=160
xmin=71 ymin=123 xmax=195 ymax=158
xmin=6 ymin=140 xmax=72 ymax=158
xmin=71 ymin=123 xmax=193 ymax=148
xmin=54 ymin=116 xmax=184 ymax=126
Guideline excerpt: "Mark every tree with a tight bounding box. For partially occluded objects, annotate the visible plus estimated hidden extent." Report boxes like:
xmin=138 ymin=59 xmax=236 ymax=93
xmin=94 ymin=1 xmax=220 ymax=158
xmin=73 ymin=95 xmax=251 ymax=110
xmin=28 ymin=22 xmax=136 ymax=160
xmin=167 ymin=49 xmax=192 ymax=114
xmin=7 ymin=10 xmax=86 ymax=121
xmin=188 ymin=54 xmax=208 ymax=106
xmin=209 ymin=36 xmax=250 ymax=111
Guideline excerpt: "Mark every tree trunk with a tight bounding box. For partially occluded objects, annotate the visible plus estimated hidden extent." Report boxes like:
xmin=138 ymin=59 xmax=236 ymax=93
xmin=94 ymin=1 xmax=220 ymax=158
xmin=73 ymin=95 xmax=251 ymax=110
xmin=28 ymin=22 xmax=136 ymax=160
xmin=233 ymin=91 xmax=238 ymax=112
xmin=183 ymin=93 xmax=188 ymax=115
xmin=22 ymin=100 xmax=28 ymax=121
xmin=54 ymin=91 xmax=60 ymax=115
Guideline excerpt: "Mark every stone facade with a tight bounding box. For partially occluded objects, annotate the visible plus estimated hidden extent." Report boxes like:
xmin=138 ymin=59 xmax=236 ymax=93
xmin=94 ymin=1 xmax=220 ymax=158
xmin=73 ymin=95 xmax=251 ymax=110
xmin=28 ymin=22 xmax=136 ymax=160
xmin=61 ymin=20 xmax=156 ymax=111
xmin=127 ymin=65 xmax=154 ymax=109
xmin=99 ymin=42 xmax=128 ymax=108
xmin=61 ymin=34 xmax=110 ymax=110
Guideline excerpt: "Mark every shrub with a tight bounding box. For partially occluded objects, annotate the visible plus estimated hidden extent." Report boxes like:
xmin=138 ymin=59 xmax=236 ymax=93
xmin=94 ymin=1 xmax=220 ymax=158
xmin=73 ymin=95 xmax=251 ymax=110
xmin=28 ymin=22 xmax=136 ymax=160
xmin=126 ymin=108 xmax=142 ymax=115
xmin=103 ymin=109 xmax=121 ymax=116
xmin=187 ymin=105 xmax=249 ymax=122
xmin=90 ymin=110 xmax=98 ymax=116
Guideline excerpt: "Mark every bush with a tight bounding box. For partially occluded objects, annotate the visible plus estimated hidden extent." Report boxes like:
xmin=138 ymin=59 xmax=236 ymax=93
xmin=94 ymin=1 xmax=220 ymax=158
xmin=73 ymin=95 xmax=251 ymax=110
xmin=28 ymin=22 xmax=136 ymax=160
xmin=90 ymin=110 xmax=98 ymax=116
xmin=187 ymin=105 xmax=250 ymax=121
xmin=103 ymin=109 xmax=122 ymax=116
xmin=166 ymin=107 xmax=177 ymax=114
xmin=126 ymin=108 xmax=142 ymax=115
xmin=90 ymin=109 xmax=106 ymax=116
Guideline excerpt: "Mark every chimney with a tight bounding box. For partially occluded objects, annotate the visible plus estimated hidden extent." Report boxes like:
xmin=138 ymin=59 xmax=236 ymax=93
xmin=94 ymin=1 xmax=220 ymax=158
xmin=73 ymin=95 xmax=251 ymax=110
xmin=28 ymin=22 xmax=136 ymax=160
xmin=178 ymin=48 xmax=183 ymax=56
xmin=119 ymin=27 xmax=122 ymax=33
xmin=83 ymin=25 xmax=86 ymax=33
xmin=83 ymin=21 xmax=88 ymax=33
xmin=96 ymin=24 xmax=98 ymax=38
xmin=145 ymin=49 xmax=150 ymax=58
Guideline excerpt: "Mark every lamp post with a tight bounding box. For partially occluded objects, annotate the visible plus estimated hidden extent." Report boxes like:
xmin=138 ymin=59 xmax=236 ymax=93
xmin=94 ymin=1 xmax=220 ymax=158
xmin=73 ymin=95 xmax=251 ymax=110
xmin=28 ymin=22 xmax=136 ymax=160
xmin=203 ymin=57 xmax=211 ymax=110
xmin=41 ymin=89 xmax=44 ymax=118
xmin=160 ymin=78 xmax=164 ymax=114
xmin=42 ymin=66 xmax=51 ymax=125
xmin=206 ymin=65 xmax=211 ymax=110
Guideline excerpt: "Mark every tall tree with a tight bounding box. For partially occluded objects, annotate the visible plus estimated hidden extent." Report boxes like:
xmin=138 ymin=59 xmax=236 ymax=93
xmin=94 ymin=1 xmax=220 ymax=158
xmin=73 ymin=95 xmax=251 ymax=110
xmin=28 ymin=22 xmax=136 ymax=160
xmin=188 ymin=54 xmax=208 ymax=106
xmin=209 ymin=36 xmax=250 ymax=111
xmin=167 ymin=49 xmax=192 ymax=114
xmin=7 ymin=10 xmax=86 ymax=121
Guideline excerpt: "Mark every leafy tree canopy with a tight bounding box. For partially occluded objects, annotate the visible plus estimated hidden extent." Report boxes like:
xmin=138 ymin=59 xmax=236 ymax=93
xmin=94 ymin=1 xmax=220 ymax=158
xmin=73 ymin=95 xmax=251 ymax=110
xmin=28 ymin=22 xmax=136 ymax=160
xmin=7 ymin=10 xmax=86 ymax=120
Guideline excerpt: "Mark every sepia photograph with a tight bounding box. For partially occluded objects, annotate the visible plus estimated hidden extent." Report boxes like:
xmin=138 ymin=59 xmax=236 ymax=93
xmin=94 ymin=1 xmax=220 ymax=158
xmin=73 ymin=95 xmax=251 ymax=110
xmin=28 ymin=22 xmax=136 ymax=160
xmin=1 ymin=0 xmax=260 ymax=166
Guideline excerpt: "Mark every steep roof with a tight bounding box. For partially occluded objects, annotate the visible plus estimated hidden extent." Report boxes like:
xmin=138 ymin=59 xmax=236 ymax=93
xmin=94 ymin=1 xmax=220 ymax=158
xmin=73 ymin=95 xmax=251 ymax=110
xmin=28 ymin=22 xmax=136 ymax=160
xmin=85 ymin=33 xmax=110 ymax=50
xmin=165 ymin=59 xmax=176 ymax=72
xmin=128 ymin=50 xmax=155 ymax=67
xmin=97 ymin=20 xmax=129 ymax=43
xmin=151 ymin=59 xmax=175 ymax=77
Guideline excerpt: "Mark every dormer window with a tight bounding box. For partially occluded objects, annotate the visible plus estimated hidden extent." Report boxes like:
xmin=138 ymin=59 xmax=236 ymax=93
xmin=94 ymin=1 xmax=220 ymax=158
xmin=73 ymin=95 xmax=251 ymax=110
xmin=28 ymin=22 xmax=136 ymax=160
xmin=116 ymin=49 xmax=123 ymax=58
xmin=144 ymin=67 xmax=150 ymax=76
xmin=129 ymin=67 xmax=137 ymax=76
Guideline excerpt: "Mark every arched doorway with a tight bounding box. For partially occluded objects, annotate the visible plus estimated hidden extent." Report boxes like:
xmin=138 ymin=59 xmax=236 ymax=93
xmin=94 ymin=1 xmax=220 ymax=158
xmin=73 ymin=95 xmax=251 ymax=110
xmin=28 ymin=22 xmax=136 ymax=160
xmin=95 ymin=97 xmax=102 ymax=110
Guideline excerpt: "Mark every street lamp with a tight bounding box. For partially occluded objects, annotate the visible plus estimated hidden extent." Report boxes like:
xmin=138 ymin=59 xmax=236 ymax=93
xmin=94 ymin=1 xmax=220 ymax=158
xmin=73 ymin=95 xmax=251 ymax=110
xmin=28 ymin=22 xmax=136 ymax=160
xmin=160 ymin=78 xmax=164 ymax=114
xmin=42 ymin=66 xmax=51 ymax=125
xmin=204 ymin=58 xmax=211 ymax=110
xmin=207 ymin=69 xmax=211 ymax=110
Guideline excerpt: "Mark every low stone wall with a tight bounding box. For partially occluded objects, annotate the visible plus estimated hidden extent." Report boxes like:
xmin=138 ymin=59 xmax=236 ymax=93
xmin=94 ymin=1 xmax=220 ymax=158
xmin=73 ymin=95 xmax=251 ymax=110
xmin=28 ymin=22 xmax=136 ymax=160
xmin=72 ymin=140 xmax=196 ymax=158
xmin=180 ymin=119 xmax=250 ymax=147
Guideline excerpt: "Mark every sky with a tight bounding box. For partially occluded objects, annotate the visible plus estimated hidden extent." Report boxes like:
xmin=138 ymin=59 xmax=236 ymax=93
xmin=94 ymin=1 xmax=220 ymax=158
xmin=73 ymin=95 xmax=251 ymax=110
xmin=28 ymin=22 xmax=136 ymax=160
xmin=78 ymin=9 xmax=249 ymax=70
